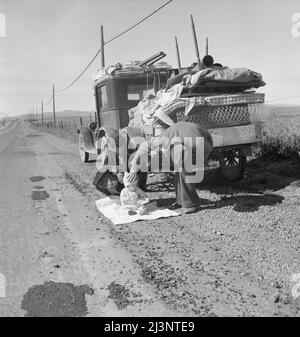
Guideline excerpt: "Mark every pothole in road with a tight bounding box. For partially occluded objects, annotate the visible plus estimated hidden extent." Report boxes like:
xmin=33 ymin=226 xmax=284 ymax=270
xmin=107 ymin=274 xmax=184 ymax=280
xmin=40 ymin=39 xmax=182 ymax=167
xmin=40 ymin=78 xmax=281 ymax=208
xmin=21 ymin=281 xmax=94 ymax=317
xmin=33 ymin=185 xmax=44 ymax=190
xmin=31 ymin=190 xmax=49 ymax=200
xmin=30 ymin=176 xmax=45 ymax=182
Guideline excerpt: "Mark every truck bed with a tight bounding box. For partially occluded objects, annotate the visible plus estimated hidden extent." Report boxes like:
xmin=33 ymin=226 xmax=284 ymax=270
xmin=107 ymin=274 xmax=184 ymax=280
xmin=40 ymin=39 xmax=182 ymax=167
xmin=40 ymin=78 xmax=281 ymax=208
xmin=209 ymin=123 xmax=262 ymax=148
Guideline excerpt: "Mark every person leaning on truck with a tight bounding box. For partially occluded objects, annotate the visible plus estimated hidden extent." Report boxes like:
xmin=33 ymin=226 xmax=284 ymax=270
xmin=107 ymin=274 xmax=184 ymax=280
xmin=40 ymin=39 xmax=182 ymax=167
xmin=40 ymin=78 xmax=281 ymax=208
xmin=124 ymin=122 xmax=213 ymax=214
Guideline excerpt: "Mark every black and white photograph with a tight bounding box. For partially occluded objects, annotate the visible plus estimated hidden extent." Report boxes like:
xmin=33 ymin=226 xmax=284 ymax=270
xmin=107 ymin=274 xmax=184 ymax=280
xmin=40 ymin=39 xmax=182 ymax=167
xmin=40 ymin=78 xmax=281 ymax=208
xmin=0 ymin=0 xmax=300 ymax=322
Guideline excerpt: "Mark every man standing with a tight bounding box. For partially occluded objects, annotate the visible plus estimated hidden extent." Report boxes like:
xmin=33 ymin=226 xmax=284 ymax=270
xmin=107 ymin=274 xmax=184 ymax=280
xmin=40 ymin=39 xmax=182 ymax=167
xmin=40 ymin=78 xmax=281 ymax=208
xmin=125 ymin=122 xmax=213 ymax=214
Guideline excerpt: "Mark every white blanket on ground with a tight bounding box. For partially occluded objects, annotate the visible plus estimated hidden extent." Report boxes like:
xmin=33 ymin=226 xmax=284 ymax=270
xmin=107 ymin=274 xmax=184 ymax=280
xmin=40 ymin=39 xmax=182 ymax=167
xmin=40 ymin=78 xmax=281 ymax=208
xmin=95 ymin=197 xmax=180 ymax=225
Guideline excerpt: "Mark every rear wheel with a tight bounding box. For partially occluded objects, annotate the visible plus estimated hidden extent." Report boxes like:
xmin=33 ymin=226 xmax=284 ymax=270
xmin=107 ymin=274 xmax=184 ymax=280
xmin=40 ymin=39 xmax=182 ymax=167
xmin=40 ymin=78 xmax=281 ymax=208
xmin=79 ymin=135 xmax=89 ymax=163
xmin=219 ymin=149 xmax=246 ymax=181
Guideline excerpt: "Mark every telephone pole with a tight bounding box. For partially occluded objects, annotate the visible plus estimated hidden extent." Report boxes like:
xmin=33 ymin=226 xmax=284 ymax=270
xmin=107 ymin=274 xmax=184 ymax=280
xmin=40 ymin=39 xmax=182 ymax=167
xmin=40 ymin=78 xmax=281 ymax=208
xmin=41 ymin=100 xmax=44 ymax=126
xmin=100 ymin=25 xmax=105 ymax=68
xmin=175 ymin=36 xmax=182 ymax=71
xmin=206 ymin=37 xmax=209 ymax=55
xmin=52 ymin=84 xmax=56 ymax=127
xmin=190 ymin=15 xmax=201 ymax=70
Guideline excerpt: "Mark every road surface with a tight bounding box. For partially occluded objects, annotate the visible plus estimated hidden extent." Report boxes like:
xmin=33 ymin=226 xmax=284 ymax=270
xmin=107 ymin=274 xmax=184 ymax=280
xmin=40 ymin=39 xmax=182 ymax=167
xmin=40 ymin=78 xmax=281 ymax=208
xmin=0 ymin=120 xmax=299 ymax=316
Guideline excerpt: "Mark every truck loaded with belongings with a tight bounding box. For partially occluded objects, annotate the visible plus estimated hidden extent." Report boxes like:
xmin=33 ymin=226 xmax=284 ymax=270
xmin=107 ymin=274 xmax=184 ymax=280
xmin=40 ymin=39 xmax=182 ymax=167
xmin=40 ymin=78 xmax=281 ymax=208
xmin=127 ymin=62 xmax=266 ymax=134
xmin=78 ymin=51 xmax=267 ymax=194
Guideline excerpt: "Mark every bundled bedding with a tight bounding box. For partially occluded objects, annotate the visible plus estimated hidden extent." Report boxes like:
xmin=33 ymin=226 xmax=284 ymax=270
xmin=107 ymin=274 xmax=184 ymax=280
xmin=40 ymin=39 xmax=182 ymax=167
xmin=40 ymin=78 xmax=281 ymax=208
xmin=128 ymin=65 xmax=266 ymax=132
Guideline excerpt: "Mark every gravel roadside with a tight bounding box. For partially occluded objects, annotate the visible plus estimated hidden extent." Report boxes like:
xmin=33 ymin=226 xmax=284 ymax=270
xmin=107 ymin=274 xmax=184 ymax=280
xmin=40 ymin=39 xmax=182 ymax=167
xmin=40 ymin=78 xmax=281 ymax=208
xmin=32 ymin=124 xmax=300 ymax=316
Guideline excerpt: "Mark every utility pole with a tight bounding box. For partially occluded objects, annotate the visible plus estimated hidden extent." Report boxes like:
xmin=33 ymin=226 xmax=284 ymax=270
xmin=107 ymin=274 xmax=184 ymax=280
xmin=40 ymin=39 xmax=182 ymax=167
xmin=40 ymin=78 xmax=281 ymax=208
xmin=190 ymin=15 xmax=201 ymax=70
xmin=41 ymin=100 xmax=44 ymax=126
xmin=100 ymin=25 xmax=105 ymax=68
xmin=175 ymin=36 xmax=182 ymax=71
xmin=206 ymin=37 xmax=209 ymax=55
xmin=52 ymin=84 xmax=56 ymax=127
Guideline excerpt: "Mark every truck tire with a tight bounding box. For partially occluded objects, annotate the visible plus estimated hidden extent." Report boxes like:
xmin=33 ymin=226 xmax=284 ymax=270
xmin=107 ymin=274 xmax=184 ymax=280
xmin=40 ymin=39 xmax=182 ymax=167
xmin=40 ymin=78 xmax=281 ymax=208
xmin=79 ymin=134 xmax=89 ymax=163
xmin=219 ymin=149 xmax=246 ymax=181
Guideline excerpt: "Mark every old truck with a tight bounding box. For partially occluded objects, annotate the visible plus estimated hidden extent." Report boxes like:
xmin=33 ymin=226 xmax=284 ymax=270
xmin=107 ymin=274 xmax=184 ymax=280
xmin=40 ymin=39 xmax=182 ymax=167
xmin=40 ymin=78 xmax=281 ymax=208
xmin=78 ymin=53 xmax=263 ymax=186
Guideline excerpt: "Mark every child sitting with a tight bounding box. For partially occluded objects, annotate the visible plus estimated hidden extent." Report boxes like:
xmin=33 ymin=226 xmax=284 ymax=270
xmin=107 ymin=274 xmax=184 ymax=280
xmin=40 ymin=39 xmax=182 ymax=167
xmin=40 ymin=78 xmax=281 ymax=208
xmin=120 ymin=172 xmax=150 ymax=215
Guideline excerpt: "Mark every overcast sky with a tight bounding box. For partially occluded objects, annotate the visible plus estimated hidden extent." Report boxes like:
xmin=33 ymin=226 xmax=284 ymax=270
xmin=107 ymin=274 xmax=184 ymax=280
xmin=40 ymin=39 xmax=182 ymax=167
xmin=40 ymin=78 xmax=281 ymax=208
xmin=0 ymin=0 xmax=300 ymax=116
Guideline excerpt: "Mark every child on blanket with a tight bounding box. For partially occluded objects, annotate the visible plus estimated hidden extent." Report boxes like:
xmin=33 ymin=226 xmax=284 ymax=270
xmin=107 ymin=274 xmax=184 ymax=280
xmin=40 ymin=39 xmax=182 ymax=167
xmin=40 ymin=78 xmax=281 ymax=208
xmin=120 ymin=172 xmax=150 ymax=215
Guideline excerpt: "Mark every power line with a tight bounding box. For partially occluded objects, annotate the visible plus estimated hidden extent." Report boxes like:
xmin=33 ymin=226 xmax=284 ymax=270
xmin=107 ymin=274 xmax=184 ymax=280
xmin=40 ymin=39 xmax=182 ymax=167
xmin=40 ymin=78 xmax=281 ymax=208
xmin=55 ymin=49 xmax=102 ymax=93
xmin=45 ymin=94 xmax=53 ymax=106
xmin=104 ymin=0 xmax=174 ymax=46
xmin=55 ymin=0 xmax=174 ymax=93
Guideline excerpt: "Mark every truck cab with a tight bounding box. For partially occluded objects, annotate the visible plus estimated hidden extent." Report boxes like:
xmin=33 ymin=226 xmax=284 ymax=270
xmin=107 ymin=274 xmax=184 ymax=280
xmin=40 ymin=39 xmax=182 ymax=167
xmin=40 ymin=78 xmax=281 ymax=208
xmin=78 ymin=65 xmax=174 ymax=162
xmin=95 ymin=72 xmax=169 ymax=130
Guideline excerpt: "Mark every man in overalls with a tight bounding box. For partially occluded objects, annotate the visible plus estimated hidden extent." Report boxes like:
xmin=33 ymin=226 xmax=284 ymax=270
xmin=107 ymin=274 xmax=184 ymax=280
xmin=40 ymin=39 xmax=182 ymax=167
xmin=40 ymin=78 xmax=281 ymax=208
xmin=124 ymin=121 xmax=213 ymax=214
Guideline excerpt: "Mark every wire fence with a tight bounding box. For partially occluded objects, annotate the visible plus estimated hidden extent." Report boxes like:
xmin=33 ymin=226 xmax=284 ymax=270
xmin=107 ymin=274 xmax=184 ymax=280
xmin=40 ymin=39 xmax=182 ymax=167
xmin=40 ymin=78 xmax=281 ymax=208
xmin=30 ymin=114 xmax=94 ymax=130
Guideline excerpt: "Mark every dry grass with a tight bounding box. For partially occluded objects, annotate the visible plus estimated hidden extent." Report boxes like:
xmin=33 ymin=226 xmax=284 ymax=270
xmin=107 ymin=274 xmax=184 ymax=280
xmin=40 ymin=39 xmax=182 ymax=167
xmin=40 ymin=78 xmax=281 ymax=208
xmin=34 ymin=124 xmax=79 ymax=144
xmin=257 ymin=116 xmax=300 ymax=160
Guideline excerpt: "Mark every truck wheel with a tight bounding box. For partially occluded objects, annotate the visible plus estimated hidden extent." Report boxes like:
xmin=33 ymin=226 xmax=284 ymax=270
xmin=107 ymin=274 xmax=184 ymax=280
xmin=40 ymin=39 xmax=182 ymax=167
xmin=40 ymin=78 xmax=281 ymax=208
xmin=138 ymin=172 xmax=148 ymax=191
xmin=79 ymin=135 xmax=89 ymax=162
xmin=219 ymin=149 xmax=246 ymax=181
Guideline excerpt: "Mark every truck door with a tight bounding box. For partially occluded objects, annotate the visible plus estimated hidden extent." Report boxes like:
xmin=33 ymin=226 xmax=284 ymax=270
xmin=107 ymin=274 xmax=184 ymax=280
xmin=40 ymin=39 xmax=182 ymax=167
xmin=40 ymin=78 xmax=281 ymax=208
xmin=96 ymin=84 xmax=121 ymax=129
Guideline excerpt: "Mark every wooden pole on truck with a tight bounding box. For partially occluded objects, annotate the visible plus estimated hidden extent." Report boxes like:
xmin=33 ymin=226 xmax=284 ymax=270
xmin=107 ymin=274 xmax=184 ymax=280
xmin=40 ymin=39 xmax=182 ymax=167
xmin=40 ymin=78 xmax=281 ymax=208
xmin=41 ymin=100 xmax=44 ymax=126
xmin=175 ymin=36 xmax=182 ymax=71
xmin=100 ymin=25 xmax=105 ymax=68
xmin=190 ymin=15 xmax=202 ymax=70
xmin=206 ymin=37 xmax=209 ymax=55
xmin=52 ymin=84 xmax=56 ymax=127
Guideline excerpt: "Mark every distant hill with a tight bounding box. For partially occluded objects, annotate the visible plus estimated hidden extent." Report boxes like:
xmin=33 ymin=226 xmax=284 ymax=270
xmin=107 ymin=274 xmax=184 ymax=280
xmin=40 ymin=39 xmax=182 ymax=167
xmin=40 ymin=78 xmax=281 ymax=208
xmin=21 ymin=110 xmax=94 ymax=121
xmin=42 ymin=110 xmax=94 ymax=119
xmin=268 ymin=104 xmax=300 ymax=118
